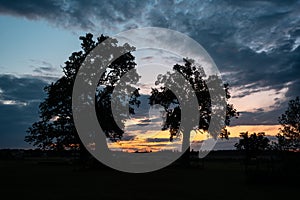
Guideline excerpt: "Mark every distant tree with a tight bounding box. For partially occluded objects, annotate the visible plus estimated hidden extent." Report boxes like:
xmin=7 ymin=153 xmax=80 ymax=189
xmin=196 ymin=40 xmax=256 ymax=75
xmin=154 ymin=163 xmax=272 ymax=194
xmin=235 ymin=132 xmax=270 ymax=157
xmin=149 ymin=58 xmax=238 ymax=154
xmin=220 ymin=127 xmax=231 ymax=140
xmin=276 ymin=96 xmax=300 ymax=151
xmin=25 ymin=33 xmax=140 ymax=150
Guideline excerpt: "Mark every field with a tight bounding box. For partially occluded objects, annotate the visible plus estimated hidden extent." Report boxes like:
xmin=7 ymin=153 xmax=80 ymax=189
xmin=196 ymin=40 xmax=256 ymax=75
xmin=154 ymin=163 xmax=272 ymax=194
xmin=1 ymin=151 xmax=299 ymax=200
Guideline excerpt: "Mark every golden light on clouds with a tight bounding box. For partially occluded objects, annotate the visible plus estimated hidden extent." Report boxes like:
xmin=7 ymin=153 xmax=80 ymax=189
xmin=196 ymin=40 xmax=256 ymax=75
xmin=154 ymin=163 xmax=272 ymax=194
xmin=107 ymin=93 xmax=283 ymax=152
xmin=108 ymin=130 xmax=182 ymax=152
xmin=226 ymin=124 xmax=281 ymax=137
xmin=229 ymin=86 xmax=288 ymax=112
xmin=107 ymin=124 xmax=281 ymax=152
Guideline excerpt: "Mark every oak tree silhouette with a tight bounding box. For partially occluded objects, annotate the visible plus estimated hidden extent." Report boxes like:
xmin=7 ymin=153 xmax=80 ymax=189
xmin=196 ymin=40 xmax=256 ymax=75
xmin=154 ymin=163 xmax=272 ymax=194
xmin=25 ymin=33 xmax=140 ymax=151
xmin=149 ymin=58 xmax=238 ymax=154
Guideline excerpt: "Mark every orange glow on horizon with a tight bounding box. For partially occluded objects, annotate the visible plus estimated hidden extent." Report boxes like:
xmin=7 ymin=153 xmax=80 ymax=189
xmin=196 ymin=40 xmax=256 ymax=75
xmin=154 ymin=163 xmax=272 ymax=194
xmin=107 ymin=124 xmax=282 ymax=152
xmin=226 ymin=124 xmax=281 ymax=137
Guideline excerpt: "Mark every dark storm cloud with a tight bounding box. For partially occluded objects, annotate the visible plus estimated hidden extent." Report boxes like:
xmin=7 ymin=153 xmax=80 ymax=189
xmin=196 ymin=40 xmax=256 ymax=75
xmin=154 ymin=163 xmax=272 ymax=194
xmin=0 ymin=1 xmax=298 ymax=90
xmin=0 ymin=74 xmax=48 ymax=148
xmin=0 ymin=74 xmax=48 ymax=102
xmin=1 ymin=0 xmax=300 ymax=124
xmin=0 ymin=0 xmax=149 ymax=32
xmin=230 ymin=108 xmax=286 ymax=126
xmin=141 ymin=0 xmax=300 ymax=102
xmin=0 ymin=101 xmax=40 ymax=148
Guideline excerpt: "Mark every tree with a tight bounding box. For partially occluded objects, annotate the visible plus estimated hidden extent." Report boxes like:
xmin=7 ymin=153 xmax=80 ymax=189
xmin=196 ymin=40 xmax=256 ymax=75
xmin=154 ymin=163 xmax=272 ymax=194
xmin=234 ymin=132 xmax=270 ymax=154
xmin=25 ymin=33 xmax=140 ymax=150
xmin=149 ymin=58 xmax=238 ymax=154
xmin=235 ymin=132 xmax=270 ymax=175
xmin=276 ymin=96 xmax=300 ymax=151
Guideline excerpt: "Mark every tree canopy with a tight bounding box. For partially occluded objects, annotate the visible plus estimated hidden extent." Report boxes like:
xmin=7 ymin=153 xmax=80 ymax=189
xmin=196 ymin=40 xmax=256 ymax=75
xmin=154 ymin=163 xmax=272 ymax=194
xmin=235 ymin=132 xmax=270 ymax=154
xmin=276 ymin=96 xmax=300 ymax=151
xmin=25 ymin=33 xmax=140 ymax=150
xmin=149 ymin=58 xmax=238 ymax=152
xmin=25 ymin=33 xmax=238 ymax=153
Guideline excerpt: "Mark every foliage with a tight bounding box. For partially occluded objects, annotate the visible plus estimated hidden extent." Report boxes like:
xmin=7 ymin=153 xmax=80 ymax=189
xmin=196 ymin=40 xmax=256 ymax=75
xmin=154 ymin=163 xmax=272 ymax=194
xmin=25 ymin=33 xmax=140 ymax=150
xmin=234 ymin=132 xmax=270 ymax=156
xmin=276 ymin=96 xmax=300 ymax=151
xmin=149 ymin=58 xmax=238 ymax=143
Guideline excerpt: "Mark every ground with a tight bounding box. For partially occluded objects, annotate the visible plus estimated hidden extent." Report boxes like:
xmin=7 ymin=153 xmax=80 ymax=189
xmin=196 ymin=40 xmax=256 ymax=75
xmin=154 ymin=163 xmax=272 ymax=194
xmin=0 ymin=154 xmax=299 ymax=200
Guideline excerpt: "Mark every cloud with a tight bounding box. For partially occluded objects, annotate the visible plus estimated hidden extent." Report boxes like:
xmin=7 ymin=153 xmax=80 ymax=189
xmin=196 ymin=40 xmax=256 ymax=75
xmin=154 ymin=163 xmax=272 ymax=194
xmin=229 ymin=85 xmax=288 ymax=113
xmin=230 ymin=108 xmax=285 ymax=126
xmin=29 ymin=59 xmax=61 ymax=77
xmin=0 ymin=74 xmax=49 ymax=101
xmin=191 ymin=137 xmax=239 ymax=151
xmin=0 ymin=74 xmax=48 ymax=148
xmin=1 ymin=0 xmax=300 ymax=125
xmin=0 ymin=0 xmax=150 ymax=32
xmin=145 ymin=138 xmax=170 ymax=143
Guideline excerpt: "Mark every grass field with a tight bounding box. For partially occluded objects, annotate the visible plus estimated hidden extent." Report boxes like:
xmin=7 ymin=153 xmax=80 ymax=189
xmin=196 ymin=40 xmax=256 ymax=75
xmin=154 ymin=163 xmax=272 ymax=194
xmin=0 ymin=155 xmax=299 ymax=200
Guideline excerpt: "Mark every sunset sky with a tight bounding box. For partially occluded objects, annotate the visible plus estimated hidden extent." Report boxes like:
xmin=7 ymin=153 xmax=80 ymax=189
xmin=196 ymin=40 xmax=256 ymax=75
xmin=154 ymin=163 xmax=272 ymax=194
xmin=0 ymin=0 xmax=299 ymax=149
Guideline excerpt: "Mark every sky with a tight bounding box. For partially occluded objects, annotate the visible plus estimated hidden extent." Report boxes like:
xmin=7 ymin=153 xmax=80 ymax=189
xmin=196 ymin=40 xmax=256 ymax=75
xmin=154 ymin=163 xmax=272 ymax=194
xmin=0 ymin=0 xmax=300 ymax=149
